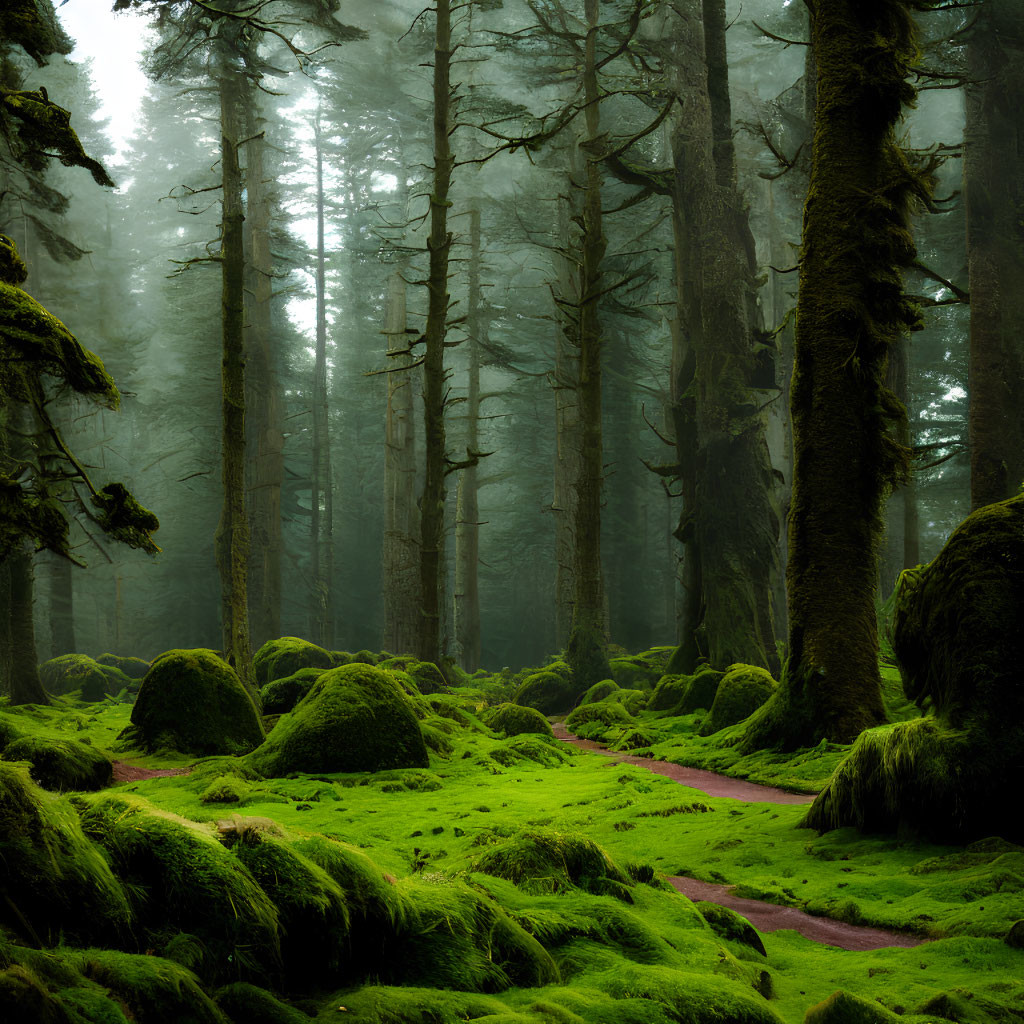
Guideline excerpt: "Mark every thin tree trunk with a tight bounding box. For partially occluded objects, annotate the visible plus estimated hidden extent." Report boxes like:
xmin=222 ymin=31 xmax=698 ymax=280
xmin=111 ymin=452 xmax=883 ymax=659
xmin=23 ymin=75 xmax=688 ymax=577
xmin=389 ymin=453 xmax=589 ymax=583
xmin=243 ymin=96 xmax=283 ymax=648
xmin=454 ymin=207 xmax=482 ymax=671
xmin=965 ymin=0 xmax=1024 ymax=510
xmin=383 ymin=271 xmax=420 ymax=655
xmin=418 ymin=0 xmax=454 ymax=666
xmin=310 ymin=117 xmax=334 ymax=648
xmin=566 ymin=0 xmax=612 ymax=689
xmin=9 ymin=541 xmax=48 ymax=705
xmin=214 ymin=56 xmax=255 ymax=698
xmin=744 ymin=0 xmax=920 ymax=748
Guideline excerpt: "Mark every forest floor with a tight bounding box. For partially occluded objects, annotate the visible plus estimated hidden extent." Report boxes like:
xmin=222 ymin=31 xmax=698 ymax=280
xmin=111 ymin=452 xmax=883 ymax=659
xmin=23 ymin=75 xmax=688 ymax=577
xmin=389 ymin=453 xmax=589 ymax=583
xmin=2 ymin=663 xmax=1023 ymax=1024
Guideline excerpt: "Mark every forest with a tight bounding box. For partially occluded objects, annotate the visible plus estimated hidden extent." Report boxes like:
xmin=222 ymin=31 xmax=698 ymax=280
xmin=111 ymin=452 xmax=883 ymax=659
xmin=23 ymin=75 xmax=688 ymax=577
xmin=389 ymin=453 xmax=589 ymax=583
xmin=1 ymin=0 xmax=1022 ymax=1022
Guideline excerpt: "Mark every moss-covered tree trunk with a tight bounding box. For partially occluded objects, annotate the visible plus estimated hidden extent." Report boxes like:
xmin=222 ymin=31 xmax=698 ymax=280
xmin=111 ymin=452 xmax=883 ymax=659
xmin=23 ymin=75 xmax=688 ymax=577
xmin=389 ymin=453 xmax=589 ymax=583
xmin=243 ymin=95 xmax=283 ymax=649
xmin=566 ymin=0 xmax=612 ymax=689
xmin=668 ymin=0 xmax=779 ymax=673
xmin=965 ymin=0 xmax=1024 ymax=510
xmin=310 ymin=115 xmax=334 ymax=649
xmin=744 ymin=0 xmax=921 ymax=748
xmin=417 ymin=0 xmax=454 ymax=666
xmin=8 ymin=541 xmax=47 ymax=705
xmin=214 ymin=55 xmax=255 ymax=698
xmin=454 ymin=207 xmax=482 ymax=672
xmin=383 ymin=270 xmax=420 ymax=656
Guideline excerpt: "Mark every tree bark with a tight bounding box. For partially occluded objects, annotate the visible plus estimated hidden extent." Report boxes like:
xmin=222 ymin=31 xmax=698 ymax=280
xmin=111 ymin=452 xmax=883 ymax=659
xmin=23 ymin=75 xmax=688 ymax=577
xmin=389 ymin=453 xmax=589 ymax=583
xmin=47 ymin=551 xmax=75 ymax=655
xmin=243 ymin=93 xmax=283 ymax=648
xmin=454 ymin=207 xmax=482 ymax=671
xmin=214 ymin=53 xmax=256 ymax=698
xmin=310 ymin=116 xmax=335 ymax=649
xmin=417 ymin=0 xmax=455 ymax=666
xmin=566 ymin=0 xmax=612 ymax=689
xmin=8 ymin=541 xmax=48 ymax=705
xmin=383 ymin=271 xmax=420 ymax=655
xmin=965 ymin=0 xmax=1024 ymax=510
xmin=744 ymin=0 xmax=920 ymax=748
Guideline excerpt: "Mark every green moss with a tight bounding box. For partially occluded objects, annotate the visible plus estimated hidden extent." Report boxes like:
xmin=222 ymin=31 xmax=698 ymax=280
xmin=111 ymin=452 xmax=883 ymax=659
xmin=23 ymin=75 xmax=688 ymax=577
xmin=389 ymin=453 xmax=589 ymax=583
xmin=258 ymin=668 xmax=325 ymax=715
xmin=215 ymin=982 xmax=312 ymax=1023
xmin=78 ymin=794 xmax=280 ymax=979
xmin=483 ymin=703 xmax=554 ymax=738
xmin=565 ymin=700 xmax=633 ymax=742
xmin=607 ymin=689 xmax=649 ymax=715
xmin=252 ymin=638 xmax=333 ymax=686
xmin=0 ymin=963 xmax=74 ymax=1024
xmin=126 ymin=650 xmax=264 ymax=757
xmin=95 ymin=654 xmax=149 ymax=680
xmin=1 ymin=735 xmax=112 ymax=791
xmin=247 ymin=664 xmax=428 ymax=777
xmin=38 ymin=655 xmax=110 ymax=702
xmin=473 ymin=828 xmax=631 ymax=899
xmin=695 ymin=902 xmax=766 ymax=957
xmin=678 ymin=668 xmax=724 ymax=714
xmin=489 ymin=735 xmax=572 ymax=768
xmin=803 ymin=989 xmax=902 ymax=1024
xmin=514 ymin=670 xmax=584 ymax=715
xmin=580 ymin=679 xmax=619 ymax=705
xmin=199 ymin=775 xmax=251 ymax=805
xmin=0 ymin=762 xmax=131 ymax=945
xmin=406 ymin=661 xmax=448 ymax=695
xmin=699 ymin=664 xmax=776 ymax=736
xmin=608 ymin=656 xmax=661 ymax=690
xmin=648 ymin=675 xmax=689 ymax=712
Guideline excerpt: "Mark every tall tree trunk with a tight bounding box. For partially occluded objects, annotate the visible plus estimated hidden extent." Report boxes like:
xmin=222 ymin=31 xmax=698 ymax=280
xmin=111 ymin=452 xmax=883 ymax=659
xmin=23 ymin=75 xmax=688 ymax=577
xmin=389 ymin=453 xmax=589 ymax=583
xmin=243 ymin=95 xmax=283 ymax=648
xmin=454 ymin=207 xmax=482 ymax=671
xmin=553 ymin=193 xmax=580 ymax=651
xmin=383 ymin=271 xmax=420 ymax=655
xmin=310 ymin=117 xmax=334 ymax=648
xmin=566 ymin=0 xmax=612 ymax=689
xmin=214 ymin=54 xmax=255 ymax=698
xmin=418 ymin=0 xmax=454 ymax=666
xmin=47 ymin=552 xmax=75 ymax=655
xmin=744 ymin=0 xmax=920 ymax=748
xmin=8 ymin=541 xmax=47 ymax=705
xmin=965 ymin=0 xmax=1024 ymax=510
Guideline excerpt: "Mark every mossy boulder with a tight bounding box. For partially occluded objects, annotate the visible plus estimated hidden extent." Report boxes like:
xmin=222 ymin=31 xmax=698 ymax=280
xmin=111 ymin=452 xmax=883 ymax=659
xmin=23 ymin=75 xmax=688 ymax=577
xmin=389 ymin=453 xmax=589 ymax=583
xmin=1 ymin=736 xmax=112 ymax=791
xmin=247 ymin=663 xmax=429 ymax=776
xmin=37 ymin=653 xmax=110 ymax=701
xmin=95 ymin=653 xmax=150 ymax=679
xmin=609 ymin=655 xmax=662 ymax=689
xmin=609 ymin=687 xmax=649 ymax=715
xmin=0 ymin=761 xmax=131 ymax=945
xmin=649 ymin=673 xmax=690 ymax=712
xmin=349 ymin=649 xmax=379 ymax=665
xmin=127 ymin=649 xmax=264 ymax=756
xmin=482 ymin=703 xmax=553 ymax=737
xmin=215 ymin=983 xmax=313 ymax=1024
xmin=580 ymin=678 xmax=619 ymax=705
xmin=696 ymin=901 xmax=766 ymax=957
xmin=252 ymin=637 xmax=333 ymax=686
xmin=564 ymin=699 xmax=634 ymax=743
xmin=699 ymin=664 xmax=776 ymax=736
xmin=807 ymin=494 xmax=1024 ymax=842
xmin=804 ymin=990 xmax=902 ymax=1024
xmin=258 ymin=667 xmax=326 ymax=715
xmin=513 ymin=670 xmax=582 ymax=715
xmin=406 ymin=660 xmax=448 ymax=694
xmin=679 ymin=666 xmax=725 ymax=714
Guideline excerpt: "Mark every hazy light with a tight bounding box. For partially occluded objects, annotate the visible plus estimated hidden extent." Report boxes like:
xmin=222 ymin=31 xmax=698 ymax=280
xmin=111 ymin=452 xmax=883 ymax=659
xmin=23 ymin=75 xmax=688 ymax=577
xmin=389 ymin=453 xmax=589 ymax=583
xmin=372 ymin=172 xmax=398 ymax=192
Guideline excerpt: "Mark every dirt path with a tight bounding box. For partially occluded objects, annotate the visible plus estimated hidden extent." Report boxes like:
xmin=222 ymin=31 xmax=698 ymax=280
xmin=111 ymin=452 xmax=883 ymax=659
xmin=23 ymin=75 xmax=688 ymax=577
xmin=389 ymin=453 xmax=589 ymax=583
xmin=667 ymin=876 xmax=923 ymax=951
xmin=111 ymin=761 xmax=191 ymax=783
xmin=551 ymin=722 xmax=815 ymax=804
xmin=553 ymin=721 xmax=925 ymax=951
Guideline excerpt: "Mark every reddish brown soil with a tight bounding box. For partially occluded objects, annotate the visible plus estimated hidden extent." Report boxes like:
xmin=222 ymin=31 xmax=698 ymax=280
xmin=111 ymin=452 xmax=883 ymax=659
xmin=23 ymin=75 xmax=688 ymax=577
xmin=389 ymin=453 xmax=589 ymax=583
xmin=111 ymin=761 xmax=192 ymax=783
xmin=666 ymin=876 xmax=923 ymax=951
xmin=551 ymin=723 xmax=815 ymax=804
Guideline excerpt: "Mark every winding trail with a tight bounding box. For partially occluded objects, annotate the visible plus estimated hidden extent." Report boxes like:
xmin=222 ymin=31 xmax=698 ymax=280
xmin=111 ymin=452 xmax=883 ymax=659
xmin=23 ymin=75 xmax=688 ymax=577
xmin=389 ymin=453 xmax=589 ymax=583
xmin=553 ymin=721 xmax=924 ymax=951
xmin=111 ymin=761 xmax=191 ymax=783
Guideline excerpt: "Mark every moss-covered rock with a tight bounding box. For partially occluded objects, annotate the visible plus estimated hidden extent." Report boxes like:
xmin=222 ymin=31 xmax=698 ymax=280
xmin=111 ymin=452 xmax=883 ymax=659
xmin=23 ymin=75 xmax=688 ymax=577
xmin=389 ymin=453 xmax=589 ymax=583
xmin=1 ymin=735 xmax=112 ymax=791
xmin=649 ymin=674 xmax=690 ymax=712
xmin=513 ymin=670 xmax=582 ymax=715
xmin=565 ymin=699 xmax=634 ymax=738
xmin=37 ymin=654 xmax=110 ymax=702
xmin=95 ymin=653 xmax=150 ymax=680
xmin=803 ymin=989 xmax=901 ymax=1024
xmin=696 ymin=901 xmax=766 ymax=957
xmin=473 ymin=828 xmax=631 ymax=900
xmin=807 ymin=494 xmax=1024 ymax=842
xmin=0 ymin=761 xmax=131 ymax=945
xmin=609 ymin=655 xmax=662 ymax=690
xmin=247 ymin=664 xmax=429 ymax=776
xmin=579 ymin=678 xmax=619 ymax=705
xmin=699 ymin=664 xmax=776 ymax=736
xmin=0 ymin=963 xmax=74 ymax=1024
xmin=125 ymin=650 xmax=263 ymax=757
xmin=216 ymin=983 xmax=313 ymax=1024
xmin=258 ymin=667 xmax=326 ymax=715
xmin=679 ymin=666 xmax=725 ymax=714
xmin=349 ymin=649 xmax=379 ymax=666
xmin=407 ymin=660 xmax=448 ymax=695
xmin=608 ymin=687 xmax=649 ymax=715
xmin=482 ymin=703 xmax=554 ymax=737
xmin=252 ymin=637 xmax=333 ymax=686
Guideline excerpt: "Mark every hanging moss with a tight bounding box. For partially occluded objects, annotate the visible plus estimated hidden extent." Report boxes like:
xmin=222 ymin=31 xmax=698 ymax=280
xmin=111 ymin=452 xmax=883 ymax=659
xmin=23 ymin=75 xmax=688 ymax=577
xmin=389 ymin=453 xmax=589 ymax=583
xmin=1 ymin=736 xmax=112 ymax=791
xmin=482 ymin=703 xmax=554 ymax=738
xmin=247 ymin=664 xmax=428 ymax=776
xmin=0 ymin=762 xmax=131 ymax=946
xmin=699 ymin=664 xmax=776 ymax=736
xmin=125 ymin=650 xmax=263 ymax=756
xmin=252 ymin=637 xmax=334 ymax=686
